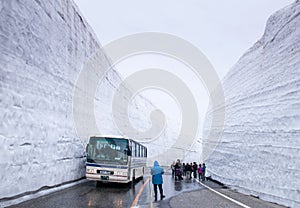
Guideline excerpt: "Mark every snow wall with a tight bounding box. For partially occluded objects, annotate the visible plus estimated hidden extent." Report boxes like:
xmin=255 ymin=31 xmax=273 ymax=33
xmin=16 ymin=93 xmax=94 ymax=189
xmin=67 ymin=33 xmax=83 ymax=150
xmin=0 ymin=0 xmax=160 ymax=201
xmin=203 ymin=1 xmax=300 ymax=207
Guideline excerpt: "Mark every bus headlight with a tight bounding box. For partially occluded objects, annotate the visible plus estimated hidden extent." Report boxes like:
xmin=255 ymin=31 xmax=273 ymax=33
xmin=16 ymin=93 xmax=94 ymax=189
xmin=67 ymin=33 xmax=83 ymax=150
xmin=116 ymin=171 xmax=127 ymax=176
xmin=86 ymin=168 xmax=95 ymax=173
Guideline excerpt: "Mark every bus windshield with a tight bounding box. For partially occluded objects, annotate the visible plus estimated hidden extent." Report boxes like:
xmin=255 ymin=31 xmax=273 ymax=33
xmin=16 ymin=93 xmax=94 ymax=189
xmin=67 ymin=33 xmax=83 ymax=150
xmin=87 ymin=137 xmax=130 ymax=165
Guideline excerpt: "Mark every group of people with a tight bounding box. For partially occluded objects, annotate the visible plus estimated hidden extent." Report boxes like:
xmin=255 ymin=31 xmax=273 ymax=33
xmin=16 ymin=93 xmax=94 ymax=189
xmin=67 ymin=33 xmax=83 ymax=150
xmin=171 ymin=159 xmax=206 ymax=181
xmin=150 ymin=159 xmax=207 ymax=202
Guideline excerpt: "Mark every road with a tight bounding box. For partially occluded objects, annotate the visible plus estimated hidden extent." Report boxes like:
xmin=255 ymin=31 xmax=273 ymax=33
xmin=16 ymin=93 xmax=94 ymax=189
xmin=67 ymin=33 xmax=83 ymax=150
xmin=8 ymin=173 xmax=286 ymax=208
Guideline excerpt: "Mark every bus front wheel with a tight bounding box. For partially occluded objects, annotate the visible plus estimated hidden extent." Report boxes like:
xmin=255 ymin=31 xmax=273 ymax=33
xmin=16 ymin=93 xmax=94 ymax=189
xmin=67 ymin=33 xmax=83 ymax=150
xmin=131 ymin=170 xmax=136 ymax=186
xmin=96 ymin=181 xmax=101 ymax=187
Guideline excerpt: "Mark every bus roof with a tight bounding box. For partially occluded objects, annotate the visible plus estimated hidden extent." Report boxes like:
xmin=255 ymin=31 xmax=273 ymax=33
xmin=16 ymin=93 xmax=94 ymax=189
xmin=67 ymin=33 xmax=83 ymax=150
xmin=89 ymin=135 xmax=147 ymax=148
xmin=90 ymin=135 xmax=129 ymax=139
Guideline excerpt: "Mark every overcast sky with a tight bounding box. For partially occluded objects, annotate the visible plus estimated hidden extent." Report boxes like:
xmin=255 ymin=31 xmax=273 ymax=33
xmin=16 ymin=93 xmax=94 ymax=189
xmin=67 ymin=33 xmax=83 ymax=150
xmin=73 ymin=0 xmax=293 ymax=137
xmin=73 ymin=0 xmax=292 ymax=79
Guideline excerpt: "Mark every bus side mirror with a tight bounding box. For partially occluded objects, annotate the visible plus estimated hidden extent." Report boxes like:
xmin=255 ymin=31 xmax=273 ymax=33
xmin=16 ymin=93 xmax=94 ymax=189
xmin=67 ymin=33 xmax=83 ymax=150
xmin=86 ymin=144 xmax=89 ymax=154
xmin=127 ymin=149 xmax=132 ymax=156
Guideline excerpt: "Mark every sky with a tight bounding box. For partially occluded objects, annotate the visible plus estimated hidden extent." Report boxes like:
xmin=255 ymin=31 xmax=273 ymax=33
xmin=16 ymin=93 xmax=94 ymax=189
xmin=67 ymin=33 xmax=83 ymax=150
xmin=73 ymin=0 xmax=292 ymax=79
xmin=73 ymin=0 xmax=293 ymax=137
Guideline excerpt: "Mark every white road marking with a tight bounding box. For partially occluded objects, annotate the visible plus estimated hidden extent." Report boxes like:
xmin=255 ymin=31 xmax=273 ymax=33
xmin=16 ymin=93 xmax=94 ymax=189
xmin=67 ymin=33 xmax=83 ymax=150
xmin=195 ymin=179 xmax=252 ymax=208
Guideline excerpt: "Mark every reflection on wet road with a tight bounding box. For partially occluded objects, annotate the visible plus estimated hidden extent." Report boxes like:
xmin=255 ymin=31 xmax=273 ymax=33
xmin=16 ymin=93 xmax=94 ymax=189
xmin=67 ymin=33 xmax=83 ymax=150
xmin=9 ymin=173 xmax=204 ymax=208
xmin=138 ymin=173 xmax=204 ymax=207
xmin=10 ymin=180 xmax=140 ymax=208
xmin=164 ymin=174 xmax=204 ymax=197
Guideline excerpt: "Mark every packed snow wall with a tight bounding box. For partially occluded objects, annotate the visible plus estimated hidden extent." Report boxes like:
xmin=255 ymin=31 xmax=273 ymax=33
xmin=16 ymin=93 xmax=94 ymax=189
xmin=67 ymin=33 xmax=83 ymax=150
xmin=203 ymin=1 xmax=300 ymax=207
xmin=0 ymin=0 xmax=158 ymax=200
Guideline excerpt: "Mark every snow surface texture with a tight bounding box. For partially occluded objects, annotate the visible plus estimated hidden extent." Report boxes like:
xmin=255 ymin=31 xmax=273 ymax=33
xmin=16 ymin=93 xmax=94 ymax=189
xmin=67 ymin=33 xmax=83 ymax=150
xmin=203 ymin=1 xmax=300 ymax=207
xmin=0 ymin=0 xmax=162 ymax=201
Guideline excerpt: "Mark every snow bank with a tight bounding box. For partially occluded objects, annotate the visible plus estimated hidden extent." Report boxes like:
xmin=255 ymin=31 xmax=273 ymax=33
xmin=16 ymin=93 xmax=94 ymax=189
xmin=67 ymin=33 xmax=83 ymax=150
xmin=0 ymin=0 xmax=158 ymax=202
xmin=203 ymin=1 xmax=300 ymax=207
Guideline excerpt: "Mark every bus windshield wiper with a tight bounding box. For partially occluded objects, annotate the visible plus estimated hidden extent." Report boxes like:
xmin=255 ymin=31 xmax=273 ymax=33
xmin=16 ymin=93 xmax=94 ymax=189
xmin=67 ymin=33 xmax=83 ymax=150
xmin=87 ymin=158 xmax=96 ymax=163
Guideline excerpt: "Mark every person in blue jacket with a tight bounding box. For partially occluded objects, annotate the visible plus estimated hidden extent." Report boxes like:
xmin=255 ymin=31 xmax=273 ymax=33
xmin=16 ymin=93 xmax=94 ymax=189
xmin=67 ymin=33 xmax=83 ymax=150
xmin=151 ymin=161 xmax=165 ymax=201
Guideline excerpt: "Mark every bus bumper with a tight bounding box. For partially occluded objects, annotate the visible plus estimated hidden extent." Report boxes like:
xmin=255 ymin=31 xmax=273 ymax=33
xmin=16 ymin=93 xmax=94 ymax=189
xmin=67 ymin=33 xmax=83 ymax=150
xmin=86 ymin=173 xmax=130 ymax=183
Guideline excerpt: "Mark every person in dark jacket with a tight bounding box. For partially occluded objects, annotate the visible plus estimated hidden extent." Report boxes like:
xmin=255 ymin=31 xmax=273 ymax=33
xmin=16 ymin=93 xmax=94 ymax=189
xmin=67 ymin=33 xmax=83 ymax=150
xmin=174 ymin=159 xmax=183 ymax=181
xmin=185 ymin=163 xmax=192 ymax=180
xmin=182 ymin=163 xmax=186 ymax=177
xmin=151 ymin=161 xmax=165 ymax=201
xmin=193 ymin=162 xmax=198 ymax=178
xmin=171 ymin=161 xmax=175 ymax=178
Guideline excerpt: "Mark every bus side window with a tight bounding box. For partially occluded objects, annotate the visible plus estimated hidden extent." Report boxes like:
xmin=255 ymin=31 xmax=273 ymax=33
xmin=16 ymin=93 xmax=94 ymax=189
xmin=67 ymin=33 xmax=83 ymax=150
xmin=126 ymin=145 xmax=132 ymax=156
xmin=139 ymin=145 xmax=141 ymax=157
xmin=132 ymin=142 xmax=136 ymax=157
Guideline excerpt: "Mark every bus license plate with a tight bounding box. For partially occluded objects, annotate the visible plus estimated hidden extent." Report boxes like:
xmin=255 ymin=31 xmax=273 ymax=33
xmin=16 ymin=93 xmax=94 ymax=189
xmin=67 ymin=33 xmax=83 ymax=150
xmin=101 ymin=176 xmax=109 ymax=180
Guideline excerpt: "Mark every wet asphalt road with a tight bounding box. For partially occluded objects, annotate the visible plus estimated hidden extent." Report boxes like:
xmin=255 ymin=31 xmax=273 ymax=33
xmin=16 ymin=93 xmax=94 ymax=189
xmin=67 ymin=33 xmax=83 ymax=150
xmin=8 ymin=173 xmax=286 ymax=208
xmin=8 ymin=173 xmax=203 ymax=208
xmin=9 ymin=179 xmax=140 ymax=208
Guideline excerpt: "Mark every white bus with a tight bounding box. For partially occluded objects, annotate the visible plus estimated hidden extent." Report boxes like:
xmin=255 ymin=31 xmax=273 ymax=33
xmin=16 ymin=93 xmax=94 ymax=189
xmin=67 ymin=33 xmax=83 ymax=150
xmin=85 ymin=135 xmax=147 ymax=184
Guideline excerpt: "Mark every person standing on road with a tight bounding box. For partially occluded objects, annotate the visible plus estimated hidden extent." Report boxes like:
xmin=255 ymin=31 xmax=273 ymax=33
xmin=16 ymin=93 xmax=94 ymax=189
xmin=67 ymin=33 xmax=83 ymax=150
xmin=193 ymin=162 xmax=198 ymax=179
xmin=185 ymin=163 xmax=192 ymax=180
xmin=190 ymin=163 xmax=193 ymax=178
xmin=182 ymin=163 xmax=186 ymax=177
xmin=171 ymin=161 xmax=175 ymax=178
xmin=198 ymin=164 xmax=203 ymax=180
xmin=174 ymin=159 xmax=183 ymax=181
xmin=202 ymin=163 xmax=206 ymax=181
xmin=151 ymin=161 xmax=166 ymax=201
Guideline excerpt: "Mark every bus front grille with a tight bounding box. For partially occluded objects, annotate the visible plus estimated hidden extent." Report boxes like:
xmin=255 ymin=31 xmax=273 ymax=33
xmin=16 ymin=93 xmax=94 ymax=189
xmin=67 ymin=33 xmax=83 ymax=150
xmin=97 ymin=170 xmax=114 ymax=175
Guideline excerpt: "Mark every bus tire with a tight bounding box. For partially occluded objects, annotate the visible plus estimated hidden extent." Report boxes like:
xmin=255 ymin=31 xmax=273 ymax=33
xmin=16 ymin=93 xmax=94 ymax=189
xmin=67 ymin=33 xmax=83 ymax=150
xmin=96 ymin=181 xmax=101 ymax=187
xmin=141 ymin=167 xmax=145 ymax=180
xmin=131 ymin=170 xmax=136 ymax=186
